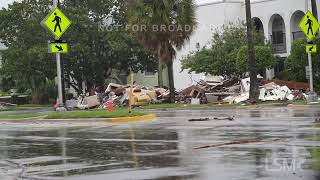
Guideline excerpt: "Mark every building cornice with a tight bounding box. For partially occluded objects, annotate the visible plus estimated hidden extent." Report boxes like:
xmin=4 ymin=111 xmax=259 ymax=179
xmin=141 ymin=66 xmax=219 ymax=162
xmin=251 ymin=0 xmax=277 ymax=5
xmin=197 ymin=0 xmax=242 ymax=8
xmin=197 ymin=0 xmax=277 ymax=7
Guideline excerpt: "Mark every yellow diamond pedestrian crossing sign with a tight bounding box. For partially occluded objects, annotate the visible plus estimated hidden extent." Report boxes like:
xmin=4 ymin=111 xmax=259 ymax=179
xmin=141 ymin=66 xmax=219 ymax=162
xmin=41 ymin=8 xmax=71 ymax=39
xmin=49 ymin=43 xmax=68 ymax=53
xmin=299 ymin=11 xmax=319 ymax=41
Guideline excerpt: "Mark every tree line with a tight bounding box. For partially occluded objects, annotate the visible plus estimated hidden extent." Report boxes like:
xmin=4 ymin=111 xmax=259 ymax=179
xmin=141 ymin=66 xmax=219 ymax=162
xmin=0 ymin=0 xmax=158 ymax=103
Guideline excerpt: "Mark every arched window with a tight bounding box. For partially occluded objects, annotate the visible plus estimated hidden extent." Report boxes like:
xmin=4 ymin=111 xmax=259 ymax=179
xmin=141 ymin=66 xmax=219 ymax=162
xmin=269 ymin=14 xmax=286 ymax=53
xmin=290 ymin=10 xmax=305 ymax=40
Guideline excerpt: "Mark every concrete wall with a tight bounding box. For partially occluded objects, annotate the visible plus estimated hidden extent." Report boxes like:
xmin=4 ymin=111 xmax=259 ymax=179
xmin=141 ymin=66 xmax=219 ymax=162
xmin=130 ymin=68 xmax=169 ymax=88
xmin=172 ymin=1 xmax=242 ymax=90
xmin=173 ymin=1 xmax=244 ymax=90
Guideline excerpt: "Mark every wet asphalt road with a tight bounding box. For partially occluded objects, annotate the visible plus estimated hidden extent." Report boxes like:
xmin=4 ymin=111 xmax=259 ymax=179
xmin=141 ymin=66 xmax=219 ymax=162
xmin=0 ymin=107 xmax=319 ymax=180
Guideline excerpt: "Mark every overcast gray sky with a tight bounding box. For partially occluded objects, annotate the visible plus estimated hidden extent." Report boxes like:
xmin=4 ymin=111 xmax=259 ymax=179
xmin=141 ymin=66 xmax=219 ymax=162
xmin=1 ymin=0 xmax=255 ymax=9
xmin=0 ymin=0 xmax=216 ymax=8
xmin=0 ymin=0 xmax=15 ymax=8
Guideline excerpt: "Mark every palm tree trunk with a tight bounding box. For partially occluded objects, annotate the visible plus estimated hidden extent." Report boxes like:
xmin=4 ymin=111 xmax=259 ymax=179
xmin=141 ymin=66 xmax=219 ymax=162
xmin=167 ymin=61 xmax=175 ymax=103
xmin=158 ymin=62 xmax=163 ymax=87
xmin=245 ymin=0 xmax=259 ymax=103
xmin=311 ymin=0 xmax=318 ymax=20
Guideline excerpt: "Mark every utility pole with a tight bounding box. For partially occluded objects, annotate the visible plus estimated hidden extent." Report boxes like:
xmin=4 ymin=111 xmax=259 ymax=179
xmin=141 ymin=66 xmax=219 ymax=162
xmin=311 ymin=0 xmax=318 ymax=20
xmin=245 ymin=0 xmax=259 ymax=103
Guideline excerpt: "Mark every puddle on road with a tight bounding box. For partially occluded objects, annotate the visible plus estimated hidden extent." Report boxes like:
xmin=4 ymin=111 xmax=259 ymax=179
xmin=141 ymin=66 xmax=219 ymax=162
xmin=0 ymin=107 xmax=319 ymax=180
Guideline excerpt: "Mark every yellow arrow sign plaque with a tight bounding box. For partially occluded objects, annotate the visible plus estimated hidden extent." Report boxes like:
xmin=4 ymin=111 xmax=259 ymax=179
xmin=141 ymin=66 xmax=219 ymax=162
xmin=41 ymin=8 xmax=71 ymax=39
xmin=48 ymin=43 xmax=68 ymax=53
xmin=306 ymin=44 xmax=317 ymax=53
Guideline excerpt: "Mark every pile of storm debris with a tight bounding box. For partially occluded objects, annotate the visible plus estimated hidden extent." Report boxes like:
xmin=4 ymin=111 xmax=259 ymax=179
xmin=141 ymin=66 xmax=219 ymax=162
xmin=65 ymin=76 xmax=309 ymax=110
xmin=176 ymin=76 xmax=240 ymax=104
xmin=178 ymin=75 xmax=309 ymax=105
xmin=0 ymin=102 xmax=17 ymax=110
xmin=66 ymin=83 xmax=170 ymax=110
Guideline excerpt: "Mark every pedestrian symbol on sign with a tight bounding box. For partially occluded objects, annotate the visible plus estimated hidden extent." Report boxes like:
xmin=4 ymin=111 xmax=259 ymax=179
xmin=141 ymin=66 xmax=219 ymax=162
xmin=306 ymin=16 xmax=314 ymax=35
xmin=52 ymin=13 xmax=62 ymax=33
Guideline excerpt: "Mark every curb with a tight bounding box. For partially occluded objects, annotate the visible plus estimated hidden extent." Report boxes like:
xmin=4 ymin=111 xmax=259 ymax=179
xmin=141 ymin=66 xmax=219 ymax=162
xmin=287 ymin=104 xmax=320 ymax=108
xmin=109 ymin=114 xmax=156 ymax=123
xmin=0 ymin=115 xmax=47 ymax=121
xmin=0 ymin=114 xmax=157 ymax=124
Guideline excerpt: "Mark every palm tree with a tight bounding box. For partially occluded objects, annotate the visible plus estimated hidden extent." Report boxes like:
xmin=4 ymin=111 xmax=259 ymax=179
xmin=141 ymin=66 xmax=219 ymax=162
xmin=127 ymin=0 xmax=196 ymax=103
xmin=245 ymin=0 xmax=259 ymax=102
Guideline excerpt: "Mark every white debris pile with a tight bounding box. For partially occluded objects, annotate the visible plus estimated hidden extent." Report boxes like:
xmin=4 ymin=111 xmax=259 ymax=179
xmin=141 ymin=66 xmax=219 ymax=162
xmin=223 ymin=79 xmax=301 ymax=104
xmin=259 ymin=82 xmax=294 ymax=101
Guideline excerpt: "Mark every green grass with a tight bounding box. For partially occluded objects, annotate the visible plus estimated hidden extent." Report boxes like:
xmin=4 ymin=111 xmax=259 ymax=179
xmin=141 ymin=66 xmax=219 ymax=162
xmin=307 ymin=133 xmax=320 ymax=170
xmin=289 ymin=100 xmax=307 ymax=105
xmin=0 ymin=113 xmax=45 ymax=119
xmin=45 ymin=110 xmax=147 ymax=119
xmin=311 ymin=149 xmax=320 ymax=170
xmin=0 ymin=104 xmax=52 ymax=112
xmin=0 ymin=109 xmax=148 ymax=120
xmin=18 ymin=104 xmax=52 ymax=108
xmin=137 ymin=103 xmax=184 ymax=109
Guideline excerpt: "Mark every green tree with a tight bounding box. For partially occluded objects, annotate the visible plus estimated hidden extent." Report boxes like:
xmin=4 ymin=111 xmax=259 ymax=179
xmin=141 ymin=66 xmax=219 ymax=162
xmin=236 ymin=45 xmax=277 ymax=75
xmin=286 ymin=37 xmax=320 ymax=93
xmin=0 ymin=0 xmax=157 ymax=97
xmin=127 ymin=0 xmax=196 ymax=103
xmin=62 ymin=0 xmax=158 ymax=93
xmin=181 ymin=22 xmax=268 ymax=77
xmin=0 ymin=0 xmax=56 ymax=94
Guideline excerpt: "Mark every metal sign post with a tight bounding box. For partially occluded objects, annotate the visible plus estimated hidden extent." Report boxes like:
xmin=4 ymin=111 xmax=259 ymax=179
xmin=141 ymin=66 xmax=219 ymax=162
xmin=54 ymin=0 xmax=64 ymax=111
xmin=56 ymin=52 xmax=64 ymax=110
xmin=129 ymin=72 xmax=134 ymax=113
xmin=41 ymin=0 xmax=71 ymax=111
xmin=307 ymin=50 xmax=314 ymax=92
xmin=299 ymin=11 xmax=319 ymax=103
xmin=306 ymin=48 xmax=318 ymax=103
